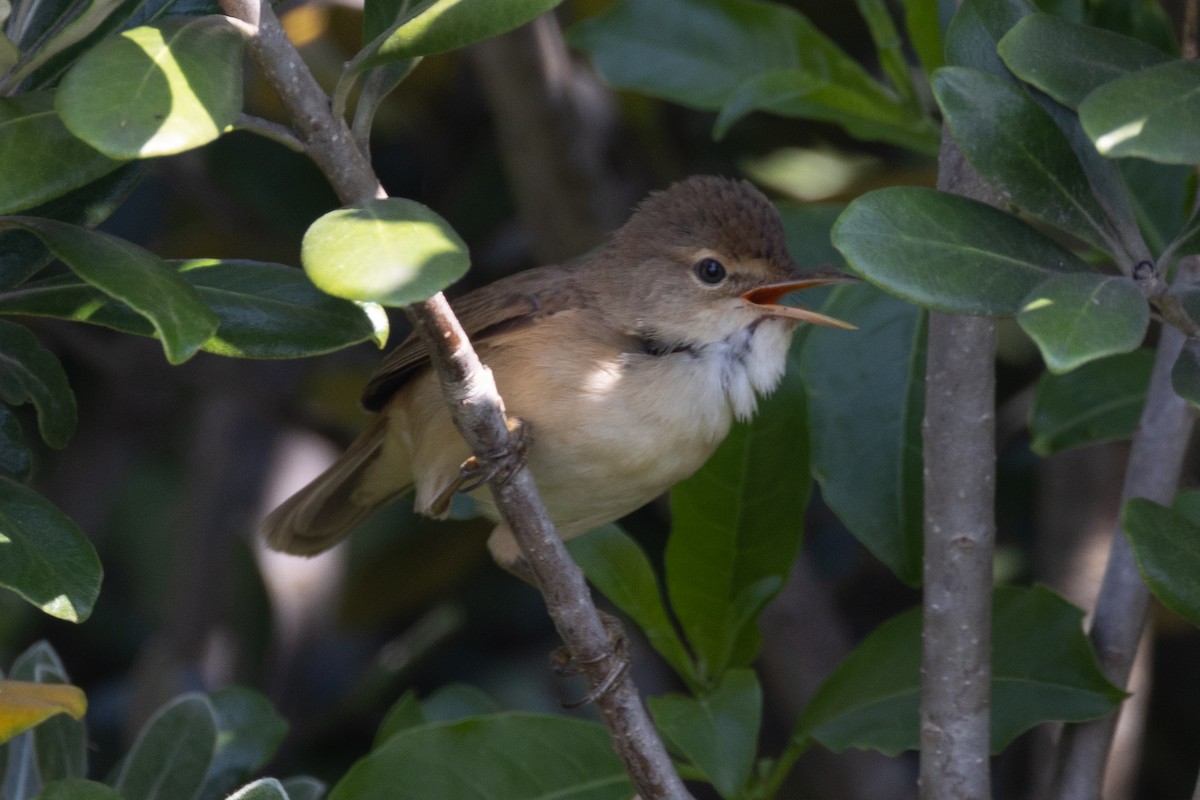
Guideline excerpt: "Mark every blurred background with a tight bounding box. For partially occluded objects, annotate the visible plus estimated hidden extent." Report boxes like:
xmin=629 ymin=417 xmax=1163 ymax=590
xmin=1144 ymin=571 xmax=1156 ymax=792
xmin=5 ymin=1 xmax=1199 ymax=798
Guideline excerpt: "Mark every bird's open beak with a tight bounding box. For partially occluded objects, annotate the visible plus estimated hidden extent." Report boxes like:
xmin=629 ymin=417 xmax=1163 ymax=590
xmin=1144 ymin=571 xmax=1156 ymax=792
xmin=741 ymin=273 xmax=858 ymax=330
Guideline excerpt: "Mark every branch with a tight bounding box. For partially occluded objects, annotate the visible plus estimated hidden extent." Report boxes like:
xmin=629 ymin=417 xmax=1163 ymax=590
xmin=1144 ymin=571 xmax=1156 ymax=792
xmin=218 ymin=2 xmax=691 ymax=796
xmin=920 ymin=132 xmax=1000 ymax=800
xmin=1049 ymin=324 xmax=1196 ymax=799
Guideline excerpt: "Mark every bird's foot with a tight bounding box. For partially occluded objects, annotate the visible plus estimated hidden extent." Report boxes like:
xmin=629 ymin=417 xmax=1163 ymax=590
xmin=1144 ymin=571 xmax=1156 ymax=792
xmin=457 ymin=416 xmax=530 ymax=494
xmin=551 ymin=611 xmax=630 ymax=709
xmin=430 ymin=417 xmax=530 ymax=514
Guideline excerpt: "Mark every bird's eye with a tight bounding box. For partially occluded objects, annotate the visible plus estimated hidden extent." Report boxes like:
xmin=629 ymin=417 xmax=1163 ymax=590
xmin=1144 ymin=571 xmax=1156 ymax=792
xmin=694 ymin=258 xmax=727 ymax=285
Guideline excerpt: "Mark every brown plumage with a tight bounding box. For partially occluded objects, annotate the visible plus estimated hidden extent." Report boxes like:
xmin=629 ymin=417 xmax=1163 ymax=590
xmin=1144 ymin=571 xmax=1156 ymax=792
xmin=262 ymin=176 xmax=853 ymax=570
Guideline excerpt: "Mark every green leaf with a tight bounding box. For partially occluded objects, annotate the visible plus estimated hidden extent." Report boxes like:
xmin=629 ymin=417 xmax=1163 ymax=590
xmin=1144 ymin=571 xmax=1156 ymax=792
xmin=0 ymin=476 xmax=101 ymax=622
xmin=933 ymin=66 xmax=1113 ymax=251
xmin=197 ymin=687 xmax=288 ymax=800
xmin=0 ymin=163 xmax=147 ymax=291
xmin=1080 ymin=60 xmax=1200 ymax=164
xmin=373 ymin=691 xmax=425 ymax=748
xmin=855 ymin=0 xmax=916 ymax=109
xmin=1029 ymin=349 xmax=1152 ymax=456
xmin=0 ymin=218 xmax=218 ymax=363
xmin=998 ymin=13 xmax=1170 ymax=108
xmin=1171 ymin=337 xmax=1200 ymax=410
xmin=419 ymin=685 xmax=499 ymax=724
xmin=666 ymin=355 xmax=810 ymax=681
xmin=301 ymin=198 xmax=469 ymax=307
xmin=567 ymin=525 xmax=697 ymax=688
xmin=0 ymin=407 xmax=31 ymax=480
xmin=0 ymin=93 xmax=122 ymax=215
xmin=1120 ymin=158 xmax=1191 ymax=259
xmin=357 ymin=0 xmax=564 ymax=71
xmin=943 ymin=0 xmax=1033 ymax=75
xmin=225 ymin=779 xmax=287 ymax=800
xmin=801 ymin=286 xmax=924 ymax=585
xmin=905 ymin=0 xmax=945 ymax=76
xmin=0 ymin=319 xmax=76 ymax=448
xmin=56 ymin=16 xmax=244 ymax=159
xmin=114 ymin=693 xmax=218 ymax=800
xmin=35 ymin=779 xmax=124 ymax=800
xmin=1123 ymin=499 xmax=1200 ymax=628
xmin=714 ymin=68 xmax=939 ymax=153
xmin=1017 ymin=273 xmax=1148 ymax=374
xmin=0 ymin=260 xmax=387 ymax=358
xmin=832 ymin=186 xmax=1091 ymax=316
xmin=328 ymin=713 xmax=631 ymax=800
xmin=798 ymin=585 xmax=1123 ymax=755
xmin=569 ymin=0 xmax=882 ymax=112
xmin=647 ymin=669 xmax=760 ymax=798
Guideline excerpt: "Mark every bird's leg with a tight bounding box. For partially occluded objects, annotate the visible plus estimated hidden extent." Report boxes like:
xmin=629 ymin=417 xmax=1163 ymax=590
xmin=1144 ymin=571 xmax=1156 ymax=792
xmin=488 ymin=525 xmax=630 ymax=708
xmin=430 ymin=417 xmax=530 ymax=515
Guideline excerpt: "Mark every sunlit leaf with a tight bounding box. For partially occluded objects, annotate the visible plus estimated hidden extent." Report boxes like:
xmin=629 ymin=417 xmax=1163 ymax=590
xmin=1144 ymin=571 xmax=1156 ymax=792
xmin=1017 ymin=273 xmax=1148 ymax=374
xmin=1080 ymin=60 xmax=1200 ymax=164
xmin=56 ymin=16 xmax=244 ymax=159
xmin=302 ymin=198 xmax=469 ymax=306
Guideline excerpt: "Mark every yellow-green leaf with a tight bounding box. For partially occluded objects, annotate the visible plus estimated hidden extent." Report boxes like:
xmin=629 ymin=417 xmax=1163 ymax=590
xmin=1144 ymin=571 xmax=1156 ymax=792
xmin=0 ymin=679 xmax=86 ymax=744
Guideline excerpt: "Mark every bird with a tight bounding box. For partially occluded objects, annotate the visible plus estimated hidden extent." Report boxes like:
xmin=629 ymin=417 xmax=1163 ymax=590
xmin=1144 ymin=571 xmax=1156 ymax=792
xmin=262 ymin=175 xmax=854 ymax=581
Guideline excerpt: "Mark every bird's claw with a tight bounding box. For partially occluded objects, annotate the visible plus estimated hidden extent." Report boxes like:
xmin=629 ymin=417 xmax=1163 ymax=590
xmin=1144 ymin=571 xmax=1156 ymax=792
xmin=431 ymin=418 xmax=530 ymax=514
xmin=552 ymin=611 xmax=629 ymax=709
xmin=457 ymin=416 xmax=530 ymax=493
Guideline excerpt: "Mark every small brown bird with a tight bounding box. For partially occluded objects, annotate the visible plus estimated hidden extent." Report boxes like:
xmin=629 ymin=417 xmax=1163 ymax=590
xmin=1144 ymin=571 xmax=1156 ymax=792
xmin=262 ymin=176 xmax=853 ymax=577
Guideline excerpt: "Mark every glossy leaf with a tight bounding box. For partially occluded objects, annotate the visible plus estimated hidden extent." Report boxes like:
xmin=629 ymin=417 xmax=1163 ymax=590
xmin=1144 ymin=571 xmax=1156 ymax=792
xmin=998 ymin=13 xmax=1170 ymax=108
xmin=0 ymin=319 xmax=76 ymax=448
xmin=328 ymin=713 xmax=631 ymax=800
xmin=197 ymin=687 xmax=288 ymax=800
xmin=225 ymin=779 xmax=287 ymax=800
xmin=1017 ymin=273 xmax=1148 ymax=374
xmin=0 ymin=681 xmax=86 ymax=745
xmin=114 ymin=693 xmax=217 ymax=800
xmin=0 ymin=218 xmax=218 ymax=363
xmin=0 ymin=163 xmax=146 ymax=291
xmin=34 ymin=779 xmax=123 ymax=800
xmin=1080 ymin=60 xmax=1200 ymax=164
xmin=568 ymin=525 xmax=697 ymax=688
xmin=801 ymin=285 xmax=924 ymax=585
xmin=0 ymin=260 xmax=387 ymax=358
xmin=797 ymin=585 xmax=1123 ymax=755
xmin=714 ymin=68 xmax=939 ymax=153
xmin=1171 ymin=337 xmax=1200 ymax=410
xmin=1029 ymin=349 xmax=1151 ymax=456
xmin=666 ymin=358 xmax=810 ymax=681
xmin=0 ymin=93 xmax=122 ymax=215
xmin=0 ymin=476 xmax=101 ymax=622
xmin=647 ymin=669 xmax=760 ymax=798
xmin=570 ymin=0 xmax=879 ymax=112
xmin=56 ymin=16 xmax=244 ymax=159
xmin=934 ymin=66 xmax=1112 ymax=250
xmin=1123 ymin=499 xmax=1200 ymax=628
xmin=943 ymin=0 xmax=1033 ymax=75
xmin=358 ymin=0 xmax=563 ymax=70
xmin=302 ymin=198 xmax=469 ymax=307
xmin=832 ymin=186 xmax=1091 ymax=316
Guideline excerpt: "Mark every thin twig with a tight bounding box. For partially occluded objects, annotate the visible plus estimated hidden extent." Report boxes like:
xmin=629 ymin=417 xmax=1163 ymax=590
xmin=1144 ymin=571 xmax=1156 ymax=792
xmin=919 ymin=132 xmax=1000 ymax=800
xmin=1049 ymin=324 xmax=1196 ymax=800
xmin=233 ymin=113 xmax=306 ymax=153
xmin=217 ymin=1 xmax=690 ymax=795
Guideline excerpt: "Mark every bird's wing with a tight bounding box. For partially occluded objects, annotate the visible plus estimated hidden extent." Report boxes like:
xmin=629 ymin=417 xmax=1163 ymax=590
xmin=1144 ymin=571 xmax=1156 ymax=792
xmin=361 ymin=264 xmax=594 ymax=411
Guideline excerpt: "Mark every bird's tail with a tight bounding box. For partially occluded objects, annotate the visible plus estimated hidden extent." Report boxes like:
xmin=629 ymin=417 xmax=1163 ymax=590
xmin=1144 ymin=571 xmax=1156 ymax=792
xmin=261 ymin=415 xmax=409 ymax=556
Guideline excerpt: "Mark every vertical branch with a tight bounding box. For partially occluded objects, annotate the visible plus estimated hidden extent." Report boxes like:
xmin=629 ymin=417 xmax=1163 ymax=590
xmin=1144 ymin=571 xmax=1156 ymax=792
xmin=919 ymin=134 xmax=1000 ymax=800
xmin=218 ymin=2 xmax=691 ymax=796
xmin=1050 ymin=325 xmax=1196 ymax=800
